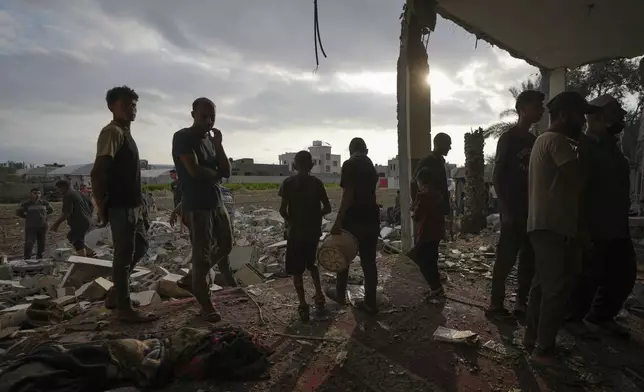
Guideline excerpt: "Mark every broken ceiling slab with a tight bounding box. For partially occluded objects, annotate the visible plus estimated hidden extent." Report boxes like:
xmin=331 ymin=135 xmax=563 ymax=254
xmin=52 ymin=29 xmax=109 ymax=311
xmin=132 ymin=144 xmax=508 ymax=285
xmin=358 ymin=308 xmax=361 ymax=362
xmin=436 ymin=0 xmax=644 ymax=69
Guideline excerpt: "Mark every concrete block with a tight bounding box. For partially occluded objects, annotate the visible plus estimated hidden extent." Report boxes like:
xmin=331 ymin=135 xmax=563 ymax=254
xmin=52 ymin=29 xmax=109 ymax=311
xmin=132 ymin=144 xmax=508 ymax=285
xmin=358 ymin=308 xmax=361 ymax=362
xmin=60 ymin=256 xmax=149 ymax=288
xmin=0 ymin=303 xmax=31 ymax=313
xmin=233 ymin=264 xmax=264 ymax=287
xmin=75 ymin=277 xmax=113 ymax=301
xmin=228 ymin=246 xmax=259 ymax=271
xmin=155 ymin=275 xmax=191 ymax=298
xmin=0 ymin=265 xmax=12 ymax=280
xmin=54 ymin=295 xmax=77 ymax=307
xmin=130 ymin=291 xmax=161 ymax=307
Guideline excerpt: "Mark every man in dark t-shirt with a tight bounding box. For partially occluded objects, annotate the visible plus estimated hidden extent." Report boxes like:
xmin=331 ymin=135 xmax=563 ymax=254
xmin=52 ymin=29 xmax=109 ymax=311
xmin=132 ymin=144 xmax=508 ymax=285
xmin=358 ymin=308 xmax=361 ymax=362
xmin=51 ymin=180 xmax=95 ymax=257
xmin=279 ymin=150 xmax=332 ymax=322
xmin=327 ymin=138 xmax=380 ymax=314
xmin=487 ymin=89 xmax=544 ymax=318
xmin=172 ymin=97 xmax=234 ymax=323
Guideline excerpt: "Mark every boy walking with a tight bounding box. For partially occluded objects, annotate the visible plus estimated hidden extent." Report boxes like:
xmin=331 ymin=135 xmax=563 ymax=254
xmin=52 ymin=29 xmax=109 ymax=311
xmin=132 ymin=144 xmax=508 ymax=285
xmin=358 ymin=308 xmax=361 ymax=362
xmin=279 ymin=151 xmax=332 ymax=322
xmin=16 ymin=188 xmax=53 ymax=259
xmin=407 ymin=168 xmax=446 ymax=298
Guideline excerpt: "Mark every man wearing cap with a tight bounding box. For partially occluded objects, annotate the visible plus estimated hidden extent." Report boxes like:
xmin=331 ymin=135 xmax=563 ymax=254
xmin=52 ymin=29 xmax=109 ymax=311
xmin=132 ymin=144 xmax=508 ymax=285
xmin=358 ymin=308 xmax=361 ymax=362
xmin=566 ymin=95 xmax=634 ymax=338
xmin=524 ymin=91 xmax=598 ymax=367
xmin=487 ymin=90 xmax=544 ymax=320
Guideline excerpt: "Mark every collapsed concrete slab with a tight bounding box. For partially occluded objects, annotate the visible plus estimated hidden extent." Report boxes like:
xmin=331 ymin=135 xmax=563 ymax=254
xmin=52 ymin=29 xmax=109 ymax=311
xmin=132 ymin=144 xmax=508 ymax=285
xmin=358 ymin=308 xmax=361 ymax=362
xmin=60 ymin=256 xmax=150 ymax=288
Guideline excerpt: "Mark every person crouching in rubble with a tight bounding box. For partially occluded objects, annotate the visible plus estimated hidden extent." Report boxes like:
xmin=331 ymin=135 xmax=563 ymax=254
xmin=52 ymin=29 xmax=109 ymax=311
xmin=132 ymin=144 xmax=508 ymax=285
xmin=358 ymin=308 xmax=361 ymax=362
xmin=406 ymin=167 xmax=446 ymax=299
xmin=278 ymin=150 xmax=332 ymax=322
xmin=50 ymin=180 xmax=97 ymax=257
xmin=327 ymin=138 xmax=380 ymax=314
xmin=171 ymin=97 xmax=234 ymax=323
xmin=565 ymin=95 xmax=635 ymax=339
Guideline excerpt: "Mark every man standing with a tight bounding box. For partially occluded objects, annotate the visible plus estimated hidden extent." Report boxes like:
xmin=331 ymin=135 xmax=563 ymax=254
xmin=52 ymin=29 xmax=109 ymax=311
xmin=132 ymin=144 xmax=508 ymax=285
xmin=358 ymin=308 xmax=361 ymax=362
xmin=568 ymin=95 xmax=634 ymax=338
xmin=524 ymin=91 xmax=598 ymax=368
xmin=328 ymin=138 xmax=380 ymax=314
xmin=16 ymin=188 xmax=53 ymax=259
xmin=90 ymin=86 xmax=156 ymax=323
xmin=412 ymin=133 xmax=451 ymax=218
xmin=488 ymin=90 xmax=544 ymax=318
xmin=50 ymin=180 xmax=95 ymax=257
xmin=172 ymin=97 xmax=234 ymax=323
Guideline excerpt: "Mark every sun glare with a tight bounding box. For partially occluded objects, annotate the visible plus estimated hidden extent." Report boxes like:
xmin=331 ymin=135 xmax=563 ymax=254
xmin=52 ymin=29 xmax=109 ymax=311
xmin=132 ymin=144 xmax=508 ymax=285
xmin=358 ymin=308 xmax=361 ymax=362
xmin=427 ymin=69 xmax=459 ymax=102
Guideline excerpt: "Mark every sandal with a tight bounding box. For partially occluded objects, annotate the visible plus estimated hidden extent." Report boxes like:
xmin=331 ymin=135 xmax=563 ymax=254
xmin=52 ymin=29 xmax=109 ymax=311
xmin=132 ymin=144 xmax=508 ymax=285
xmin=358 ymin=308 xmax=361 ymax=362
xmin=201 ymin=310 xmax=222 ymax=323
xmin=325 ymin=287 xmax=346 ymax=305
xmin=485 ymin=307 xmax=513 ymax=320
xmin=298 ymin=304 xmax=310 ymax=322
xmin=104 ymin=288 xmax=140 ymax=310
xmin=114 ymin=308 xmax=159 ymax=323
xmin=425 ymin=286 xmax=445 ymax=300
xmin=314 ymin=295 xmax=326 ymax=317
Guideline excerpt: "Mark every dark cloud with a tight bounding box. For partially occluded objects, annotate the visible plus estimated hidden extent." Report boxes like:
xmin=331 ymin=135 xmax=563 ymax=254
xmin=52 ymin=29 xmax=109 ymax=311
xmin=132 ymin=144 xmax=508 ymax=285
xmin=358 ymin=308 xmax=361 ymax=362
xmin=0 ymin=0 xmax=538 ymax=165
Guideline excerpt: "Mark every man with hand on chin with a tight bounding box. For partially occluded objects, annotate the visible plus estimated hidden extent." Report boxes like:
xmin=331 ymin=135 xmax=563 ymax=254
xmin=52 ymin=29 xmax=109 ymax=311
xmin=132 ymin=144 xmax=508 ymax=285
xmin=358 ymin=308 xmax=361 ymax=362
xmin=172 ymin=97 xmax=234 ymax=323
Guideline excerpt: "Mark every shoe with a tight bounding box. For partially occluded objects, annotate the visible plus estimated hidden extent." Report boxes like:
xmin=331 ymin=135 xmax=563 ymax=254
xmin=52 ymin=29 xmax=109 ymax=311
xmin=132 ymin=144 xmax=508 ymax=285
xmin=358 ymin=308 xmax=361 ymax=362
xmin=563 ymin=320 xmax=599 ymax=340
xmin=325 ymin=287 xmax=346 ymax=305
xmin=298 ymin=304 xmax=310 ymax=322
xmin=586 ymin=317 xmax=630 ymax=339
xmin=424 ymin=286 xmax=446 ymax=301
xmin=353 ymin=299 xmax=379 ymax=315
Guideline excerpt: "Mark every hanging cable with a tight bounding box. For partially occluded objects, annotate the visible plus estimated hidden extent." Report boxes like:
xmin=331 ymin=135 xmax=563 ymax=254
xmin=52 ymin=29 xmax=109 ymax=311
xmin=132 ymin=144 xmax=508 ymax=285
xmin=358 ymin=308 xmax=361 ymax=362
xmin=313 ymin=0 xmax=327 ymax=72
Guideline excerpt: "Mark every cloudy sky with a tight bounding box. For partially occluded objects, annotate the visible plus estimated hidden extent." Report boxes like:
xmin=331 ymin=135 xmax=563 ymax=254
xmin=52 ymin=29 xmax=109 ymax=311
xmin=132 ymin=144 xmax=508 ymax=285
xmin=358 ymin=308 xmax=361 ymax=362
xmin=0 ymin=0 xmax=538 ymax=167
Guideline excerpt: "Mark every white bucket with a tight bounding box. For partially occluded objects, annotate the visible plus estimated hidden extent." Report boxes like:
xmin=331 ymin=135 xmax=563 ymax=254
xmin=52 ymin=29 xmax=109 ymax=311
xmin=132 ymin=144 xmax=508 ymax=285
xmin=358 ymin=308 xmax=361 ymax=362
xmin=317 ymin=230 xmax=358 ymax=272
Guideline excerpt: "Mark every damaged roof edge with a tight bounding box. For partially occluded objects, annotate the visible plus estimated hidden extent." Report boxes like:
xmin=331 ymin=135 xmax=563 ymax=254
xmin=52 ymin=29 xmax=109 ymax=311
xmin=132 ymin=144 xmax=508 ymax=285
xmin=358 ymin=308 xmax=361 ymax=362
xmin=436 ymin=6 xmax=636 ymax=71
xmin=436 ymin=6 xmax=548 ymax=70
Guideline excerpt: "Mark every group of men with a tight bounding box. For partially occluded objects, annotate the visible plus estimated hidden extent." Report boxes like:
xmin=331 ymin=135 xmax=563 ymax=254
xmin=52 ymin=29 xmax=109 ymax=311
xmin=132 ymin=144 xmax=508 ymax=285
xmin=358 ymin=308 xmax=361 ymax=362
xmin=80 ymin=85 xmax=386 ymax=323
xmin=17 ymin=181 xmax=96 ymax=260
xmin=487 ymin=90 xmax=635 ymax=369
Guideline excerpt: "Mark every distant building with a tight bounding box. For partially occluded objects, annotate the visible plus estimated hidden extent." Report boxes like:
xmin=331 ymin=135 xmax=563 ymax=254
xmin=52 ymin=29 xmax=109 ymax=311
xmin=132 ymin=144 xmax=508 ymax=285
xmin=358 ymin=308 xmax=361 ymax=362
xmin=231 ymin=158 xmax=289 ymax=177
xmin=279 ymin=140 xmax=341 ymax=175
xmin=375 ymin=164 xmax=387 ymax=177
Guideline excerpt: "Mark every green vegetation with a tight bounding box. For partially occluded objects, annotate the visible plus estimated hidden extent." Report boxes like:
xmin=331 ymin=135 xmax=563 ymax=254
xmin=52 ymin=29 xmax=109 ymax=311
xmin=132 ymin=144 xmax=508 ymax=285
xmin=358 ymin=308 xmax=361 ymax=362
xmin=143 ymin=182 xmax=339 ymax=192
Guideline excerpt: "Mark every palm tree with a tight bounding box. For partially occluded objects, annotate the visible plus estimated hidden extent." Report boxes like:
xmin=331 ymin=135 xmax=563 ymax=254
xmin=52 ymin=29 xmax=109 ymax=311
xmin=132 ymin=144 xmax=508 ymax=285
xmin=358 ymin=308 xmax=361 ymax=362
xmin=483 ymin=76 xmax=542 ymax=138
xmin=462 ymin=127 xmax=487 ymax=233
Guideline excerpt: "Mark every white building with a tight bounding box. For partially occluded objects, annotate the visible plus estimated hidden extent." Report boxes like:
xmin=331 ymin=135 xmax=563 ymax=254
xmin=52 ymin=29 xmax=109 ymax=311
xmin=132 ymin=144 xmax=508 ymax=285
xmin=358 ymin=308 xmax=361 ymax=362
xmin=278 ymin=140 xmax=341 ymax=175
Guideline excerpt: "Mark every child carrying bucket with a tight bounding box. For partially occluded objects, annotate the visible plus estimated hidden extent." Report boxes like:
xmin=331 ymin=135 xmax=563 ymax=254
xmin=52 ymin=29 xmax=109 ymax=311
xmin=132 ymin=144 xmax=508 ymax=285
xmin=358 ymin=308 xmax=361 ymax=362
xmin=406 ymin=167 xmax=446 ymax=299
xmin=278 ymin=151 xmax=332 ymax=322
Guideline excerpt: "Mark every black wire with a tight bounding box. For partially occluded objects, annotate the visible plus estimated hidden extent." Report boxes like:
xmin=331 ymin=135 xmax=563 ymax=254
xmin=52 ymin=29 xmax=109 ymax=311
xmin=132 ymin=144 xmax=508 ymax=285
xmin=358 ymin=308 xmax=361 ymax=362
xmin=313 ymin=0 xmax=327 ymax=72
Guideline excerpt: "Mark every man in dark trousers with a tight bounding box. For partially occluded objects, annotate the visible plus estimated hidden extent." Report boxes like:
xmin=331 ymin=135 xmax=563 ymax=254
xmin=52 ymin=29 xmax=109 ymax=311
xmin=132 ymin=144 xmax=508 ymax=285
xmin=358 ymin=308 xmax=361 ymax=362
xmin=327 ymin=138 xmax=380 ymax=314
xmin=412 ymin=133 xmax=451 ymax=220
xmin=487 ymin=90 xmax=544 ymax=319
xmin=172 ymin=97 xmax=234 ymax=323
xmin=524 ymin=91 xmax=598 ymax=368
xmin=16 ymin=188 xmax=53 ymax=259
xmin=50 ymin=180 xmax=96 ymax=257
xmin=90 ymin=85 xmax=157 ymax=323
xmin=567 ymin=95 xmax=635 ymax=338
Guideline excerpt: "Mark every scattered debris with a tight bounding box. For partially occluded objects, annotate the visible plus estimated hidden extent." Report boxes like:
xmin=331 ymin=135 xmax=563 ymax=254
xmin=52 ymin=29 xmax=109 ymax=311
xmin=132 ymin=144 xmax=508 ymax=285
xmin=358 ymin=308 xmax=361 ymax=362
xmin=433 ymin=326 xmax=479 ymax=346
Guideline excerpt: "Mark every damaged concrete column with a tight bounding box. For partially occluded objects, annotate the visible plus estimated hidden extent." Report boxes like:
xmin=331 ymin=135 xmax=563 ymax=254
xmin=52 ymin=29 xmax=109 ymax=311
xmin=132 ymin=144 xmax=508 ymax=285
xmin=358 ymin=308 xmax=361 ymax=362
xmin=537 ymin=67 xmax=567 ymax=133
xmin=397 ymin=0 xmax=435 ymax=250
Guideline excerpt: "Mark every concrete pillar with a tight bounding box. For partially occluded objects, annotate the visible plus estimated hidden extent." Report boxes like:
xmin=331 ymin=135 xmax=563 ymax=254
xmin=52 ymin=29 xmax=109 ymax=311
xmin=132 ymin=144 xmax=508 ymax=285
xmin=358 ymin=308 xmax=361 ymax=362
xmin=537 ymin=68 xmax=550 ymax=134
xmin=397 ymin=55 xmax=432 ymax=251
xmin=537 ymin=67 xmax=567 ymax=132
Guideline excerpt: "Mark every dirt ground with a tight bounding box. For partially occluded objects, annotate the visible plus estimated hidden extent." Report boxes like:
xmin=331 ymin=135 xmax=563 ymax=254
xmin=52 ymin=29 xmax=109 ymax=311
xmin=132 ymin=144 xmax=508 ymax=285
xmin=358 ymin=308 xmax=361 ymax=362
xmin=2 ymin=188 xmax=644 ymax=391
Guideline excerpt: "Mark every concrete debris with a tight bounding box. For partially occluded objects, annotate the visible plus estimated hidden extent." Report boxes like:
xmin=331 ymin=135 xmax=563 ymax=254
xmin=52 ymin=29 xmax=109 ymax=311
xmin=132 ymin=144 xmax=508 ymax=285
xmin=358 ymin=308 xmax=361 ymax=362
xmin=130 ymin=290 xmax=162 ymax=307
xmin=433 ymin=326 xmax=479 ymax=345
xmin=76 ymin=277 xmax=113 ymax=301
